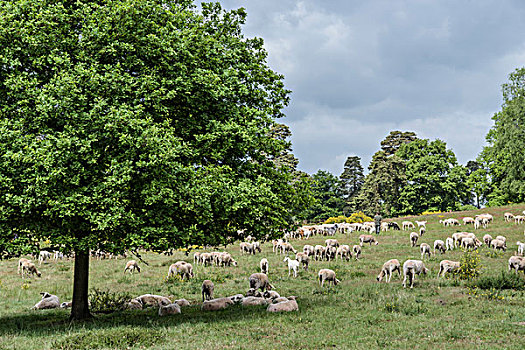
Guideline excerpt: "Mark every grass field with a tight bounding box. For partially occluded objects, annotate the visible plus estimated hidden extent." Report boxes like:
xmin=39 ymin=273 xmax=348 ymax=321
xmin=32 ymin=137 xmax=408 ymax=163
xmin=1 ymin=204 xmax=525 ymax=349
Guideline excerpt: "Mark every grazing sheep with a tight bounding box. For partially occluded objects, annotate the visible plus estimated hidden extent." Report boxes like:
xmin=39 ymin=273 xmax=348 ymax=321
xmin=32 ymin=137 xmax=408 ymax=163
xmin=402 ymin=260 xmax=429 ymax=288
xmin=200 ymin=252 xmax=213 ymax=266
xmin=324 ymin=245 xmax=337 ymax=261
xmin=496 ymin=235 xmax=506 ymax=243
xmin=336 ymin=245 xmax=351 ymax=261
xmin=284 ymin=257 xmax=300 ymax=277
xmin=359 ymin=234 xmax=379 ymax=246
xmin=21 ymin=261 xmax=41 ymax=278
xmin=267 ymin=299 xmax=298 ymax=312
xmin=314 ymin=245 xmax=326 ymax=261
xmin=240 ymin=242 xmax=255 ymax=255
xmin=32 ymin=292 xmax=60 ymax=310
xmin=193 ymin=252 xmax=202 ymax=265
xmin=201 ymin=280 xmax=214 ymax=302
xmin=461 ymin=237 xmax=477 ymax=250
xmin=167 ymin=261 xmax=193 ymax=280
xmin=124 ymin=260 xmax=141 ymax=274
xmin=325 ymin=239 xmax=339 ymax=247
xmin=491 ymin=239 xmax=507 ymax=252
xmin=249 ymin=273 xmax=275 ymax=291
xmin=53 ymin=250 xmax=64 ymax=261
xmin=202 ymin=297 xmax=234 ymax=311
xmin=377 ymin=259 xmax=401 ymax=283
xmin=420 ymin=243 xmax=431 ymax=259
xmin=272 ymin=239 xmax=283 ymax=253
xmin=410 ymin=232 xmax=419 ymax=247
xmin=517 ymin=241 xmax=525 ymax=256
xmin=318 ymin=269 xmax=340 ymax=287
xmin=133 ymin=294 xmax=172 ymax=307
xmin=388 ymin=222 xmax=401 ymax=230
xmin=402 ymin=221 xmax=415 ymax=230
xmin=280 ymin=242 xmax=297 ymax=255
xmin=463 ymin=217 xmax=475 ymax=225
xmin=295 ymin=252 xmax=310 ymax=271
xmin=434 ymin=240 xmax=446 ymax=255
xmin=158 ymin=303 xmax=181 ymax=316
xmin=260 ymin=258 xmax=269 ymax=274
xmin=352 ymin=245 xmax=361 ymax=260
xmin=303 ymin=245 xmax=315 ymax=257
xmin=419 ymin=227 xmax=426 ymax=236
xmin=381 ymin=222 xmax=389 ymax=232
xmin=483 ymin=234 xmax=493 ymax=246
xmin=508 ymin=256 xmax=525 ymax=274
xmin=438 ymin=260 xmax=460 ymax=278
xmin=17 ymin=258 xmax=30 ymax=274
xmin=445 ymin=237 xmax=454 ymax=251
xmin=515 ymin=216 xmax=525 ymax=224
xmin=218 ymin=252 xmax=237 ymax=267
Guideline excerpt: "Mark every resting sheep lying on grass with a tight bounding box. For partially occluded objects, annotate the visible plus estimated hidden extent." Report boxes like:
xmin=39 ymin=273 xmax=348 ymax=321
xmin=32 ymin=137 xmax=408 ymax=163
xmin=202 ymin=297 xmax=234 ymax=311
xmin=377 ymin=259 xmax=401 ymax=283
xmin=158 ymin=303 xmax=181 ymax=316
xmin=32 ymin=292 xmax=60 ymax=310
xmin=266 ymin=298 xmax=298 ymax=312
xmin=402 ymin=260 xmax=429 ymax=288
xmin=318 ymin=269 xmax=340 ymax=287
xmin=132 ymin=294 xmax=172 ymax=308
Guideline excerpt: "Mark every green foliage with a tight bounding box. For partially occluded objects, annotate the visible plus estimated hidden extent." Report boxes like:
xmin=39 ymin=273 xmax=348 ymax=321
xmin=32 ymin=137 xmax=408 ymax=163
xmin=302 ymin=170 xmax=345 ymax=222
xmin=470 ymin=271 xmax=525 ymax=290
xmin=88 ymin=288 xmax=131 ymax=314
xmin=53 ymin=328 xmax=164 ymax=350
xmin=339 ymin=156 xmax=364 ymax=215
xmin=459 ymin=204 xmax=478 ymax=211
xmin=397 ymin=138 xmax=468 ymax=215
xmin=454 ymin=250 xmax=482 ymax=280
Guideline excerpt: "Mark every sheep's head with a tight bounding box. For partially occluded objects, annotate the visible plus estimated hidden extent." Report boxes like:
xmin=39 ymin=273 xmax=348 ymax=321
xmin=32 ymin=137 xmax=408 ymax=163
xmin=423 ymin=267 xmax=429 ymax=275
xmin=232 ymin=260 xmax=238 ymax=266
xmin=334 ymin=278 xmax=340 ymax=285
xmin=229 ymin=294 xmax=244 ymax=304
xmin=376 ymin=271 xmax=384 ymax=282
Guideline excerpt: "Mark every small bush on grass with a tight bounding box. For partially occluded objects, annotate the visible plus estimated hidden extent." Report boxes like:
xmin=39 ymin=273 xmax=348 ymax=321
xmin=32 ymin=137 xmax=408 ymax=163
xmin=89 ymin=288 xmax=131 ymax=314
xmin=469 ymin=271 xmax=525 ymax=290
xmin=454 ymin=250 xmax=482 ymax=280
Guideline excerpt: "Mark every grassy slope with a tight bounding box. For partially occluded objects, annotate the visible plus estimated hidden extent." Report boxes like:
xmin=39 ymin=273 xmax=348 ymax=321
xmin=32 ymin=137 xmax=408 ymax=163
xmin=1 ymin=204 xmax=525 ymax=349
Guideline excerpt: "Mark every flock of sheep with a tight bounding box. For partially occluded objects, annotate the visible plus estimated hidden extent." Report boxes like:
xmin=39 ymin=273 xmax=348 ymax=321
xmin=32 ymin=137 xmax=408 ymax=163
xmin=14 ymin=210 xmax=525 ymax=315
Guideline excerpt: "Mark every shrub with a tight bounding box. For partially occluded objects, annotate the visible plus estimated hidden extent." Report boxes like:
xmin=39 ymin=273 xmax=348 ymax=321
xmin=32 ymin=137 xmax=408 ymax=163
xmin=420 ymin=210 xmax=442 ymax=216
xmin=89 ymin=288 xmax=131 ymax=314
xmin=346 ymin=211 xmax=373 ymax=224
xmin=459 ymin=204 xmax=477 ymax=211
xmin=454 ymin=250 xmax=482 ymax=280
xmin=470 ymin=271 xmax=525 ymax=290
xmin=324 ymin=215 xmax=348 ymax=224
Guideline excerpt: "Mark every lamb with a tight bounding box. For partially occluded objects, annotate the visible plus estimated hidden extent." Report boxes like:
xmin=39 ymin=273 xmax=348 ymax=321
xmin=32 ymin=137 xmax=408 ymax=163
xmin=295 ymin=252 xmax=310 ymax=271
xmin=491 ymin=239 xmax=507 ymax=252
xmin=266 ymin=299 xmax=298 ymax=312
xmin=504 ymin=212 xmax=515 ymax=222
xmin=415 ymin=220 xmax=427 ymax=228
xmin=359 ymin=234 xmax=379 ymax=246
xmin=17 ymin=258 xmax=30 ymax=274
xmin=272 ymin=239 xmax=283 ymax=253
xmin=438 ymin=260 xmax=460 ymax=278
xmin=410 ymin=232 xmax=419 ymax=247
xmin=402 ymin=221 xmax=415 ymax=230
xmin=376 ymin=259 xmax=401 ymax=283
xmin=352 ymin=245 xmax=361 ymax=260
xmin=508 ymin=256 xmax=525 ymax=274
xmin=124 ymin=260 xmax=141 ymax=274
xmin=517 ymin=241 xmax=525 ymax=256
xmin=201 ymin=280 xmax=214 ymax=301
xmin=420 ymin=243 xmax=431 ymax=258
xmin=445 ymin=237 xmax=454 ymax=251
xmin=167 ymin=261 xmax=193 ymax=280
xmin=32 ymin=292 xmax=60 ymax=310
xmin=318 ymin=269 xmax=340 ymax=287
xmin=38 ymin=250 xmax=52 ymax=265
xmin=402 ymin=260 xmax=429 ymax=288
xmin=283 ymin=257 xmax=300 ymax=277
xmin=433 ymin=240 xmax=446 ymax=255
xmin=483 ymin=234 xmax=493 ymax=245
xmin=158 ymin=303 xmax=181 ymax=316
xmin=21 ymin=261 xmax=41 ymax=278
xmin=514 ymin=215 xmax=525 ymax=224
xmin=461 ymin=237 xmax=477 ymax=250
xmin=260 ymin=258 xmax=269 ymax=274
xmin=245 ymin=288 xmax=263 ymax=298
xmin=202 ymin=297 xmax=234 ymax=311
xmin=249 ymin=273 xmax=275 ymax=291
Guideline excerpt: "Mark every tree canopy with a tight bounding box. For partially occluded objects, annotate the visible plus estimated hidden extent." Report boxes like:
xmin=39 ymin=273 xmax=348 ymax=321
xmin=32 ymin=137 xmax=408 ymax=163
xmin=0 ymin=0 xmax=293 ymax=319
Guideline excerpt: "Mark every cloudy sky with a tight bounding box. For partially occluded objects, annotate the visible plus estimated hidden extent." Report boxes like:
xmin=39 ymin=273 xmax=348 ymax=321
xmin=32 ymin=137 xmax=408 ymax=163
xmin=220 ymin=0 xmax=525 ymax=175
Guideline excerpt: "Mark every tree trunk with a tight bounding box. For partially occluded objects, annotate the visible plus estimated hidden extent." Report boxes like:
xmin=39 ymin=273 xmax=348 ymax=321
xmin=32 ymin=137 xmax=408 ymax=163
xmin=70 ymin=249 xmax=91 ymax=321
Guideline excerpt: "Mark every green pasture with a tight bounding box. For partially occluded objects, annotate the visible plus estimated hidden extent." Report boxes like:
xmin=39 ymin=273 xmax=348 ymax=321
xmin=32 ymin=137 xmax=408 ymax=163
xmin=1 ymin=205 xmax=525 ymax=349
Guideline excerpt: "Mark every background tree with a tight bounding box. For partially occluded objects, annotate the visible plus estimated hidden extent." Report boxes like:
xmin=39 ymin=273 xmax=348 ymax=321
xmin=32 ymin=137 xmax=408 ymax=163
xmin=396 ymin=138 xmax=468 ymax=214
xmin=339 ymin=156 xmax=364 ymax=215
xmin=380 ymin=131 xmax=417 ymax=156
xmin=479 ymin=67 xmax=525 ymax=204
xmin=303 ymin=170 xmax=345 ymax=222
xmin=0 ymin=0 xmax=292 ymax=320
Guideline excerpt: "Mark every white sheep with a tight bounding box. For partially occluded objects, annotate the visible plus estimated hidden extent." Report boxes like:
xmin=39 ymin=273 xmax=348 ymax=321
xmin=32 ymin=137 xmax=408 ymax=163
xmin=491 ymin=239 xmax=507 ymax=252
xmin=420 ymin=243 xmax=431 ymax=259
xmin=38 ymin=250 xmax=52 ymax=265
xmin=260 ymin=258 xmax=269 ymax=274
xmin=318 ymin=269 xmax=340 ymax=287
xmin=124 ymin=260 xmax=141 ymax=274
xmin=218 ymin=252 xmax=237 ymax=267
xmin=463 ymin=217 xmax=475 ymax=225
xmin=336 ymin=245 xmax=351 ymax=261
xmin=402 ymin=221 xmax=415 ymax=230
xmin=483 ymin=234 xmax=493 ymax=246
xmin=410 ymin=232 xmax=419 ymax=247
xmin=402 ymin=260 xmax=429 ymax=288
xmin=202 ymin=297 xmax=234 ymax=311
xmin=504 ymin=212 xmax=515 ymax=222
xmin=193 ymin=252 xmax=202 ymax=265
xmin=508 ymin=256 xmax=525 ymax=274
xmin=303 ymin=244 xmax=315 ymax=256
xmin=32 ymin=292 xmax=60 ymax=310
xmin=133 ymin=294 xmax=171 ymax=307
xmin=266 ymin=299 xmax=298 ymax=312
xmin=517 ymin=241 xmax=525 ymax=256
xmin=438 ymin=260 xmax=460 ymax=278
xmin=415 ymin=220 xmax=427 ymax=228
xmin=17 ymin=258 xmax=30 ymax=274
xmin=242 ymin=296 xmax=270 ymax=306
xmin=445 ymin=237 xmax=454 ymax=251
xmin=377 ymin=259 xmax=401 ymax=283
xmin=21 ymin=261 xmax=41 ymax=278
xmin=295 ymin=252 xmax=310 ymax=271
xmin=201 ymin=280 xmax=214 ymax=301
xmin=314 ymin=245 xmax=326 ymax=261
xmin=284 ymin=257 xmax=300 ymax=277
xmin=433 ymin=240 xmax=446 ymax=255
xmin=419 ymin=226 xmax=426 ymax=236
xmin=167 ymin=261 xmax=193 ymax=280
xmin=352 ymin=245 xmax=361 ymax=260
xmin=158 ymin=303 xmax=181 ymax=316
xmin=359 ymin=234 xmax=379 ymax=246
